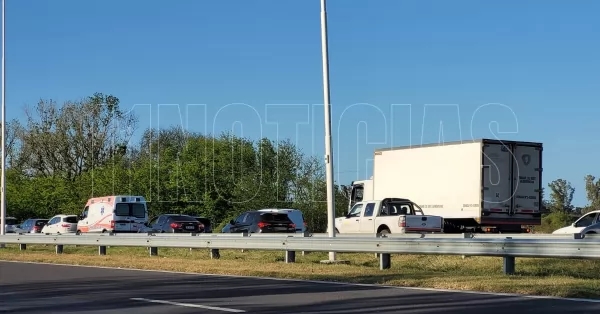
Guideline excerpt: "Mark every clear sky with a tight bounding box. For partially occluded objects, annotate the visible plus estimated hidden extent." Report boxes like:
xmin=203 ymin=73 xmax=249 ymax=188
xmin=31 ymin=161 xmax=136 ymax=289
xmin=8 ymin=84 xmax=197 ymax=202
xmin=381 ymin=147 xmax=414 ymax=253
xmin=3 ymin=0 xmax=599 ymax=206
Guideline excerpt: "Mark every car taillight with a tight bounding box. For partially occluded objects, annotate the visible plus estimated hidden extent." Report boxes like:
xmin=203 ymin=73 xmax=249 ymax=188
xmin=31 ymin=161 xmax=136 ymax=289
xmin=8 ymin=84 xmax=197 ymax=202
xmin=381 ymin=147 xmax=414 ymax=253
xmin=110 ymin=221 xmax=115 ymax=229
xmin=303 ymin=222 xmax=307 ymax=227
xmin=33 ymin=226 xmax=40 ymax=231
xmin=398 ymin=216 xmax=406 ymax=227
xmin=290 ymin=223 xmax=296 ymax=228
xmin=258 ymin=222 xmax=270 ymax=228
xmin=198 ymin=223 xmax=205 ymax=229
xmin=170 ymin=223 xmax=181 ymax=228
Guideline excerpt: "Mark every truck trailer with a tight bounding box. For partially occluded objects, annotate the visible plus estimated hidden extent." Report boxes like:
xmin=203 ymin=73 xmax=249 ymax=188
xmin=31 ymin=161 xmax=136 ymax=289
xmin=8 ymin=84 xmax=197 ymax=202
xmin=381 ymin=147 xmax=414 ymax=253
xmin=347 ymin=139 xmax=543 ymax=233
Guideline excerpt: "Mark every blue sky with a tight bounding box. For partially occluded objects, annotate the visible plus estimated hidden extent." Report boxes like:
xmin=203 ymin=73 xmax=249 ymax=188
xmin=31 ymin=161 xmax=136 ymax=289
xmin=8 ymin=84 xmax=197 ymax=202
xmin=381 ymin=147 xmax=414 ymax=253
xmin=3 ymin=0 xmax=599 ymax=206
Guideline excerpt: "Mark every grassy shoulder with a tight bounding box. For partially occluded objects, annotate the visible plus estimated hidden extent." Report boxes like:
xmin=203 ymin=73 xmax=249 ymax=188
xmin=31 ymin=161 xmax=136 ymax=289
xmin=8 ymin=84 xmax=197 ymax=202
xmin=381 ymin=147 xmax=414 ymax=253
xmin=1 ymin=244 xmax=599 ymax=299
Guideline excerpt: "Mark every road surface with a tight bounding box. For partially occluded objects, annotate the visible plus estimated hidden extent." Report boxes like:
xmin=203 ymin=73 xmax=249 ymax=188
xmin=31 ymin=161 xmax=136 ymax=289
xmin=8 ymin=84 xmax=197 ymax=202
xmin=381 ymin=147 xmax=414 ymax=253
xmin=0 ymin=261 xmax=598 ymax=313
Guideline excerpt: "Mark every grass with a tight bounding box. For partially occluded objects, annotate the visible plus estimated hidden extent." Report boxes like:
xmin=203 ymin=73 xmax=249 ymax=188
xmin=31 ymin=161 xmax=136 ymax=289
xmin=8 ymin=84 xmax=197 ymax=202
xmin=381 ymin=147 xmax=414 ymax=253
xmin=1 ymin=244 xmax=600 ymax=299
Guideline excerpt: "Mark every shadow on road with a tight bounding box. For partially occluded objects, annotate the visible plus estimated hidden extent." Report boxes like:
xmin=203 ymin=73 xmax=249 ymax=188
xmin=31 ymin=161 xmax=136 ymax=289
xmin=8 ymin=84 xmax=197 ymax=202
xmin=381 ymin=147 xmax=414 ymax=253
xmin=1 ymin=262 xmax=599 ymax=313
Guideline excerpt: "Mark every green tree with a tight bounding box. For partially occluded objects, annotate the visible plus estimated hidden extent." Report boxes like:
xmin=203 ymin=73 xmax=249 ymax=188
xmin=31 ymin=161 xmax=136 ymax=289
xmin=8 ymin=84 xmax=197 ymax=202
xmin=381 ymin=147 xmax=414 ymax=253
xmin=583 ymin=174 xmax=600 ymax=214
xmin=547 ymin=179 xmax=575 ymax=213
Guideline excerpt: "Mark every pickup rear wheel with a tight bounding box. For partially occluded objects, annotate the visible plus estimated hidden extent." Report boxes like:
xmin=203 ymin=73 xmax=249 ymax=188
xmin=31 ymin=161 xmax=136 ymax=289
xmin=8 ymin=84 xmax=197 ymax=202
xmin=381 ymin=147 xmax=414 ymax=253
xmin=379 ymin=228 xmax=391 ymax=235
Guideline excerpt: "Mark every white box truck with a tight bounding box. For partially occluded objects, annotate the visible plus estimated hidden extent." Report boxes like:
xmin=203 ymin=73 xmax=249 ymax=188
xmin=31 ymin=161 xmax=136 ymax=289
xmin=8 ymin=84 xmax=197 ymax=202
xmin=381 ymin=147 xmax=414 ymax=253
xmin=347 ymin=139 xmax=543 ymax=233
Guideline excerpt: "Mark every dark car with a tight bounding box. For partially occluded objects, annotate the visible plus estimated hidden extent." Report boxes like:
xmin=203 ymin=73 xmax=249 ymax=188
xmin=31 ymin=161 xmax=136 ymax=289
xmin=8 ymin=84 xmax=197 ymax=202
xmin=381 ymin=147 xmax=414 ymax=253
xmin=17 ymin=218 xmax=49 ymax=233
xmin=192 ymin=216 xmax=212 ymax=233
xmin=142 ymin=214 xmax=205 ymax=233
xmin=222 ymin=211 xmax=296 ymax=234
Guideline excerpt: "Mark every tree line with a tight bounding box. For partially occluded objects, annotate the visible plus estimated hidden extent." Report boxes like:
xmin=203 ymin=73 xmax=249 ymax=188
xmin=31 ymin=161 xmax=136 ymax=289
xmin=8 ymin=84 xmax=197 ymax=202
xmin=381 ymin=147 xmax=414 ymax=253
xmin=4 ymin=92 xmax=593 ymax=233
xmin=3 ymin=93 xmax=348 ymax=232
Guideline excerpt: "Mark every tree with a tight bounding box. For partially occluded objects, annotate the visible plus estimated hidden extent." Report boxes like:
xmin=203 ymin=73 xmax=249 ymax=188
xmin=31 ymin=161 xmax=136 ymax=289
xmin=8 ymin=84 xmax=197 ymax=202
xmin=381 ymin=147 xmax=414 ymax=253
xmin=583 ymin=175 xmax=600 ymax=214
xmin=17 ymin=93 xmax=137 ymax=180
xmin=547 ymin=179 xmax=575 ymax=213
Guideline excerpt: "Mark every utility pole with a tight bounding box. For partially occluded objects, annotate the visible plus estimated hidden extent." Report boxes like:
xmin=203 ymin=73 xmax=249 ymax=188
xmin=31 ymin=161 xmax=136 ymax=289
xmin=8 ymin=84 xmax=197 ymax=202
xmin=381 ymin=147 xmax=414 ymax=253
xmin=320 ymin=0 xmax=336 ymax=261
xmin=0 ymin=0 xmax=6 ymax=247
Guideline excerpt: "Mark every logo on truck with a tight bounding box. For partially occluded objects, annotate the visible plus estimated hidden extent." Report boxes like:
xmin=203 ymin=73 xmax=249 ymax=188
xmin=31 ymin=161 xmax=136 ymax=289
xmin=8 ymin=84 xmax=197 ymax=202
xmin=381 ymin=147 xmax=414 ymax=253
xmin=522 ymin=154 xmax=531 ymax=166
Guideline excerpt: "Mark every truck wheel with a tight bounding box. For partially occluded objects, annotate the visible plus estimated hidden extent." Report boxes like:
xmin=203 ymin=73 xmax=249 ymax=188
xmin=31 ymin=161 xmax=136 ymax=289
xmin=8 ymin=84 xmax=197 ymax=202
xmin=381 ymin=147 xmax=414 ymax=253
xmin=379 ymin=228 xmax=390 ymax=235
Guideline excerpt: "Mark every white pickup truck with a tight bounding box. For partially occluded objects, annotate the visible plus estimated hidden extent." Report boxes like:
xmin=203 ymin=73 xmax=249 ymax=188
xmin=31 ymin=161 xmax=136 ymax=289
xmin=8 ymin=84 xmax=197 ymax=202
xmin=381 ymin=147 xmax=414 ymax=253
xmin=335 ymin=198 xmax=444 ymax=234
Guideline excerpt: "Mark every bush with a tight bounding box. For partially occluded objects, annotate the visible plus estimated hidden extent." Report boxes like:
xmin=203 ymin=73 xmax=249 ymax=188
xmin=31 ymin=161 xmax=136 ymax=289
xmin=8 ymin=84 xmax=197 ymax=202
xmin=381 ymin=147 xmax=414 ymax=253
xmin=536 ymin=211 xmax=577 ymax=233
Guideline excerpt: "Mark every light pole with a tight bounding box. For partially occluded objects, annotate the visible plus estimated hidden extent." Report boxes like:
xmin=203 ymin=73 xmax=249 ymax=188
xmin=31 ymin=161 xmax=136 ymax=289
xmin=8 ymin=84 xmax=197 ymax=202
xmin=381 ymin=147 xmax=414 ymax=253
xmin=0 ymin=0 xmax=6 ymax=244
xmin=320 ymin=0 xmax=336 ymax=261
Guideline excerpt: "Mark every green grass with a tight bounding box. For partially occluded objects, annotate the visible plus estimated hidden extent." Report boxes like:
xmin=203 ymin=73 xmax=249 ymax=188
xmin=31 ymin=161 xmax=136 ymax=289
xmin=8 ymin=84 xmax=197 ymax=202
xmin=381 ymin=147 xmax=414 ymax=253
xmin=1 ymin=244 xmax=599 ymax=299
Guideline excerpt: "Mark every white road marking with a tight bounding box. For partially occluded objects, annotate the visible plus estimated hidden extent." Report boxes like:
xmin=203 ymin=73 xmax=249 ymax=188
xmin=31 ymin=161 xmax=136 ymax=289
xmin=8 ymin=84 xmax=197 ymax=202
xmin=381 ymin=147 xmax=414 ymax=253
xmin=2 ymin=260 xmax=600 ymax=303
xmin=130 ymin=297 xmax=245 ymax=313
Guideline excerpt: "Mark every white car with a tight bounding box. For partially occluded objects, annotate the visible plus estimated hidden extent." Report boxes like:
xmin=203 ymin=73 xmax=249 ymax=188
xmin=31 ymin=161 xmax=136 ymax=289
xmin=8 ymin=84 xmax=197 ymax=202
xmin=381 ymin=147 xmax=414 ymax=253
xmin=4 ymin=216 xmax=18 ymax=233
xmin=41 ymin=215 xmax=79 ymax=234
xmin=257 ymin=209 xmax=307 ymax=233
xmin=552 ymin=210 xmax=600 ymax=235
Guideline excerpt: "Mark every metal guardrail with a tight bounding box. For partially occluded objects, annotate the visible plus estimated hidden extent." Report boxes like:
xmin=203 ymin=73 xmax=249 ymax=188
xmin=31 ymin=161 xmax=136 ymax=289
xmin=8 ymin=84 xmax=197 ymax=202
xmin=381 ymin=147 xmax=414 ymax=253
xmin=3 ymin=231 xmax=587 ymax=239
xmin=1 ymin=232 xmax=599 ymax=274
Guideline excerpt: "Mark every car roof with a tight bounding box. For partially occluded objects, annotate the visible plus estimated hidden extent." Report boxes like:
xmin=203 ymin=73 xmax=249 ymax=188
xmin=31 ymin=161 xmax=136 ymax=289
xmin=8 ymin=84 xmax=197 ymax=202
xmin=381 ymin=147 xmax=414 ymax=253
xmin=257 ymin=208 xmax=301 ymax=213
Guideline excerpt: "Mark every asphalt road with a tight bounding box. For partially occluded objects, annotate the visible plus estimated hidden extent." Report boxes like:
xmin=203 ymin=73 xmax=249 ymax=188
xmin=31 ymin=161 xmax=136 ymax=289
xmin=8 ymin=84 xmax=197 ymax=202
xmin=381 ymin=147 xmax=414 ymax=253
xmin=1 ymin=261 xmax=599 ymax=314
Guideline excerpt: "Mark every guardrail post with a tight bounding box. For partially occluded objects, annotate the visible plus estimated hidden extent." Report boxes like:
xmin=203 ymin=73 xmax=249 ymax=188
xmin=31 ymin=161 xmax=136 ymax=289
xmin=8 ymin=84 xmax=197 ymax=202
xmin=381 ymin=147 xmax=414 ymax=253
xmin=379 ymin=253 xmax=391 ymax=270
xmin=241 ymin=232 xmax=249 ymax=252
xmin=210 ymin=249 xmax=220 ymax=259
xmin=99 ymin=246 xmax=107 ymax=256
xmin=285 ymin=250 xmax=296 ymax=263
xmin=503 ymin=256 xmax=515 ymax=275
xmin=503 ymin=236 xmax=515 ymax=275
xmin=19 ymin=244 xmax=26 ymax=250
xmin=301 ymin=231 xmax=310 ymax=255
xmin=55 ymin=245 xmax=64 ymax=254
xmin=149 ymin=247 xmax=158 ymax=256
xmin=376 ymin=233 xmax=391 ymax=270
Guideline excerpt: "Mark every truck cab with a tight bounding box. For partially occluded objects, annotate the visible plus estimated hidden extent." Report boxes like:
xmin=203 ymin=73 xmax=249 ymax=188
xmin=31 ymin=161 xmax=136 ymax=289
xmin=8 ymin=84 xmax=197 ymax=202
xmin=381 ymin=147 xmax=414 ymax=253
xmin=336 ymin=197 xmax=444 ymax=234
xmin=348 ymin=179 xmax=373 ymax=210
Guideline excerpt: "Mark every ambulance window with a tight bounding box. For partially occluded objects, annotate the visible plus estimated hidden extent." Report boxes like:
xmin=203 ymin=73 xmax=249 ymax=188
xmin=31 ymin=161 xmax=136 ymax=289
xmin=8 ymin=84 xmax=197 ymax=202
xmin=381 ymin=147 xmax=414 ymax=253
xmin=131 ymin=203 xmax=146 ymax=218
xmin=82 ymin=206 xmax=89 ymax=218
xmin=115 ymin=203 xmax=130 ymax=216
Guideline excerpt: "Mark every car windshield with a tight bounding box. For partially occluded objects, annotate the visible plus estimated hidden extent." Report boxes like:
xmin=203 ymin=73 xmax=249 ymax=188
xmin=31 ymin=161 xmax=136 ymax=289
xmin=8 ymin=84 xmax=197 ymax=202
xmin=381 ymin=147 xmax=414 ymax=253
xmin=35 ymin=220 xmax=48 ymax=226
xmin=6 ymin=218 xmax=17 ymax=225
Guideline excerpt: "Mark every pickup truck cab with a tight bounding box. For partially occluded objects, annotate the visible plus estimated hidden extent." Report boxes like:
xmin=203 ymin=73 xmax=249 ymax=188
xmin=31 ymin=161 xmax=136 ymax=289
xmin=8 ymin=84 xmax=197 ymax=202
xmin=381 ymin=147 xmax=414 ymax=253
xmin=335 ymin=198 xmax=444 ymax=234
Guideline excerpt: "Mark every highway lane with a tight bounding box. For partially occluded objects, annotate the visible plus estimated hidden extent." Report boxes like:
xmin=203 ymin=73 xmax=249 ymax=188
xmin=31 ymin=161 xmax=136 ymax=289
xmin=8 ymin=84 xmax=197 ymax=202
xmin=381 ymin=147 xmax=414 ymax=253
xmin=1 ymin=261 xmax=599 ymax=313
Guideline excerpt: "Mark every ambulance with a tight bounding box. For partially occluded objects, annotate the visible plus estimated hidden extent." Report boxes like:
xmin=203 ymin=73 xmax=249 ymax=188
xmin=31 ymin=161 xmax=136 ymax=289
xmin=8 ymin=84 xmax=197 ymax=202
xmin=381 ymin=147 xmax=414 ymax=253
xmin=76 ymin=195 xmax=148 ymax=234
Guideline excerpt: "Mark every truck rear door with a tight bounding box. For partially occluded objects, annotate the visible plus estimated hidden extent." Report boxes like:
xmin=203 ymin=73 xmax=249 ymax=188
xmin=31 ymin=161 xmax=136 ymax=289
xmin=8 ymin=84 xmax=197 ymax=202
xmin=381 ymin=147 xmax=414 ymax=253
xmin=113 ymin=203 xmax=133 ymax=232
xmin=512 ymin=144 xmax=542 ymax=220
xmin=481 ymin=143 xmax=513 ymax=217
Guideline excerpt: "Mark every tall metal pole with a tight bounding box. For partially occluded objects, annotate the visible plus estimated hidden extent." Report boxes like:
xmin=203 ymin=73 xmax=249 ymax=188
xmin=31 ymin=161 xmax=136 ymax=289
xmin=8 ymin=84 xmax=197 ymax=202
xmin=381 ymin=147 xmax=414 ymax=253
xmin=0 ymin=0 xmax=6 ymax=241
xmin=320 ymin=0 xmax=336 ymax=261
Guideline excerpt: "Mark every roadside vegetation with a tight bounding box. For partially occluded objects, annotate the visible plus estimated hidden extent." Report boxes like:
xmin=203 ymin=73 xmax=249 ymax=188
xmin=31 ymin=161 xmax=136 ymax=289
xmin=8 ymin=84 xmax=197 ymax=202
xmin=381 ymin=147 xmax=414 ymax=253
xmin=2 ymin=92 xmax=597 ymax=232
xmin=1 ymin=244 xmax=599 ymax=298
